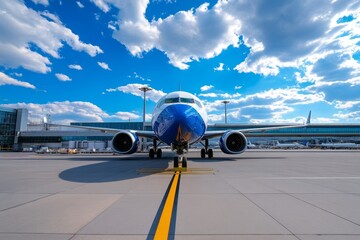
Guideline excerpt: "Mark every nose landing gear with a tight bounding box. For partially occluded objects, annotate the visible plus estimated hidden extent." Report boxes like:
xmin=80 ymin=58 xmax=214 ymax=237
xmin=173 ymin=156 xmax=187 ymax=168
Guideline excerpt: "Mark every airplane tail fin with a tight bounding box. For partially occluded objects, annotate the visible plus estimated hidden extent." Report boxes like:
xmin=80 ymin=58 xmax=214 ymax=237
xmin=306 ymin=110 xmax=311 ymax=125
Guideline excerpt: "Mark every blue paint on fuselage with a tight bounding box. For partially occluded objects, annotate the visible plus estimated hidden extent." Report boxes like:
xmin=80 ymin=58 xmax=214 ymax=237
xmin=152 ymin=104 xmax=206 ymax=146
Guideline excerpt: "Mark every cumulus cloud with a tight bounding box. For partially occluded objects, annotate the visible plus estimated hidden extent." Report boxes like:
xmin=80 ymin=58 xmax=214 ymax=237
xmin=0 ymin=101 xmax=143 ymax=124
xmin=31 ymin=0 xmax=49 ymax=6
xmin=76 ymin=1 xmax=85 ymax=8
xmin=112 ymin=111 xmax=141 ymax=121
xmin=202 ymin=87 xmax=325 ymax=123
xmin=68 ymin=64 xmax=83 ymax=70
xmin=97 ymin=61 xmax=111 ymax=70
xmin=106 ymin=83 xmax=166 ymax=102
xmin=91 ymin=0 xmax=241 ymax=70
xmin=1 ymin=101 xmax=109 ymax=124
xmin=214 ymin=63 xmax=224 ymax=71
xmin=232 ymin=0 xmax=360 ymax=84
xmin=0 ymin=1 xmax=102 ymax=73
xmin=0 ymin=72 xmax=35 ymax=89
xmin=200 ymin=85 xmax=214 ymax=92
xmin=55 ymin=73 xmax=71 ymax=81
xmin=199 ymin=92 xmax=241 ymax=99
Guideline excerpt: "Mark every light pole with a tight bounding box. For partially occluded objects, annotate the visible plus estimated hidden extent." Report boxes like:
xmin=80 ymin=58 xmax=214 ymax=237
xmin=138 ymin=86 xmax=152 ymax=151
xmin=221 ymin=100 xmax=230 ymax=124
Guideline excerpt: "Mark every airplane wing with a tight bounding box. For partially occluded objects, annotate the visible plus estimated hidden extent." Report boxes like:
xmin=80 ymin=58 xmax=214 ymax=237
xmin=202 ymin=124 xmax=307 ymax=139
xmin=47 ymin=123 xmax=157 ymax=139
xmin=203 ymin=111 xmax=311 ymax=139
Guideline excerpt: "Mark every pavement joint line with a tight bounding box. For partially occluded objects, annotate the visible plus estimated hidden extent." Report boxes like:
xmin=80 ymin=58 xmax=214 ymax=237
xmin=289 ymin=193 xmax=360 ymax=228
xmin=153 ymin=170 xmax=180 ymax=240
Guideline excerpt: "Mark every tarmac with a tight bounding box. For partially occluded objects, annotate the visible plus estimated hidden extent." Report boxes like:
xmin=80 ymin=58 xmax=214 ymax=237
xmin=0 ymin=149 xmax=360 ymax=240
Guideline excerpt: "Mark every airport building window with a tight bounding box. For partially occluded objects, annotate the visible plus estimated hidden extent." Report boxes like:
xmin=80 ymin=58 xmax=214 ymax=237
xmin=0 ymin=108 xmax=17 ymax=150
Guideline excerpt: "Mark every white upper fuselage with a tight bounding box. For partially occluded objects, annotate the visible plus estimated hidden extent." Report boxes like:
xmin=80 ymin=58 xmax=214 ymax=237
xmin=151 ymin=91 xmax=208 ymax=146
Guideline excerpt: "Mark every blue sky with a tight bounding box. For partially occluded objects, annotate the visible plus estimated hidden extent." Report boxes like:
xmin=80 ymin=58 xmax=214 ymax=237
xmin=0 ymin=0 xmax=360 ymax=124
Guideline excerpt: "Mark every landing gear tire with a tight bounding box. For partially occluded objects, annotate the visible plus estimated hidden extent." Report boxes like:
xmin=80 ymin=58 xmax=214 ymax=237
xmin=201 ymin=148 xmax=206 ymax=158
xmin=149 ymin=148 xmax=155 ymax=159
xmin=173 ymin=157 xmax=179 ymax=168
xmin=182 ymin=156 xmax=187 ymax=168
xmin=156 ymin=149 xmax=162 ymax=159
xmin=208 ymin=149 xmax=213 ymax=158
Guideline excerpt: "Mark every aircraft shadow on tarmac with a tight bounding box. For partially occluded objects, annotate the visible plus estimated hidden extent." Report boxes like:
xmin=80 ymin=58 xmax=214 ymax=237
xmin=59 ymin=153 xmax=286 ymax=183
xmin=59 ymin=158 xmax=171 ymax=183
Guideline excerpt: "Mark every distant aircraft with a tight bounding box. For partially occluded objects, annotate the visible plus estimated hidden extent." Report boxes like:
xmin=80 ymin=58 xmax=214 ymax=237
xmin=52 ymin=91 xmax=310 ymax=168
xmin=272 ymin=140 xmax=306 ymax=149
xmin=320 ymin=142 xmax=359 ymax=149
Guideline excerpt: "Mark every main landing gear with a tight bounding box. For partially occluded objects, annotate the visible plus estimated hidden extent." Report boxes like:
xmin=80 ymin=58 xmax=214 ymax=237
xmin=149 ymin=139 xmax=162 ymax=159
xmin=200 ymin=139 xmax=213 ymax=159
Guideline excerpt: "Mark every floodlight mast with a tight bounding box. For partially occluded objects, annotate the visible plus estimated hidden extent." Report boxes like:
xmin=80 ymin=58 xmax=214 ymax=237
xmin=221 ymin=100 xmax=230 ymax=124
xmin=138 ymin=86 xmax=153 ymax=151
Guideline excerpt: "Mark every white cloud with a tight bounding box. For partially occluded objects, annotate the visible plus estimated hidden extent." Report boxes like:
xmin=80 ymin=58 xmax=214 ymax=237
xmin=200 ymin=85 xmax=214 ymax=92
xmin=55 ymin=73 xmax=71 ymax=81
xmin=90 ymin=0 xmax=110 ymax=13
xmin=0 ymin=1 xmax=102 ymax=73
xmin=234 ymin=57 xmax=296 ymax=76
xmin=0 ymin=72 xmax=35 ymax=89
xmin=76 ymin=1 xmax=85 ymax=8
xmin=112 ymin=111 xmax=140 ymax=121
xmin=106 ymin=83 xmax=166 ymax=102
xmin=97 ymin=61 xmax=111 ymax=70
xmin=0 ymin=101 xmax=145 ymax=124
xmin=31 ymin=0 xmax=49 ymax=6
xmin=234 ymin=86 xmax=242 ymax=90
xmin=199 ymin=92 xmax=241 ymax=99
xmin=68 ymin=64 xmax=83 ymax=70
xmin=0 ymin=101 xmax=109 ymax=124
xmin=92 ymin=1 xmax=241 ymax=70
xmin=214 ymin=63 xmax=224 ymax=71
xmin=202 ymin=87 xmax=326 ymax=123
xmin=199 ymin=93 xmax=218 ymax=98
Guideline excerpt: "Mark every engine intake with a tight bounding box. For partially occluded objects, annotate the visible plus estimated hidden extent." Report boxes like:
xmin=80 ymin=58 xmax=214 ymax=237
xmin=219 ymin=130 xmax=247 ymax=154
xmin=111 ymin=131 xmax=139 ymax=154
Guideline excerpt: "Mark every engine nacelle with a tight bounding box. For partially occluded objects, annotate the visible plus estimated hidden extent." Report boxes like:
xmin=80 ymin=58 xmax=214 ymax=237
xmin=111 ymin=131 xmax=139 ymax=154
xmin=219 ymin=130 xmax=247 ymax=154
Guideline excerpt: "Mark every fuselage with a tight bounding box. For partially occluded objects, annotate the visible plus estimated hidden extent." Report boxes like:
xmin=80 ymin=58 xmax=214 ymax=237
xmin=151 ymin=91 xmax=208 ymax=147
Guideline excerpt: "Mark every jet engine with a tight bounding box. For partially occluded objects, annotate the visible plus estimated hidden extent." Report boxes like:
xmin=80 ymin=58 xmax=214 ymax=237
xmin=111 ymin=131 xmax=139 ymax=154
xmin=219 ymin=130 xmax=247 ymax=154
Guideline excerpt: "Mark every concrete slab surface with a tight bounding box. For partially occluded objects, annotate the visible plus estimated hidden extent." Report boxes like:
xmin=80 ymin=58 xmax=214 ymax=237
xmin=0 ymin=150 xmax=360 ymax=239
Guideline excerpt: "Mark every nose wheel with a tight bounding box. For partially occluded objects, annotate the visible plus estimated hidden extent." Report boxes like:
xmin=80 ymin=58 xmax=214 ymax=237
xmin=173 ymin=156 xmax=187 ymax=168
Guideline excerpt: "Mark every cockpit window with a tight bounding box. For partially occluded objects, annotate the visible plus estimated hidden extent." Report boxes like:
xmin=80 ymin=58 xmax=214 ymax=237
xmin=180 ymin=98 xmax=195 ymax=103
xmin=165 ymin=98 xmax=180 ymax=103
xmin=164 ymin=97 xmax=195 ymax=104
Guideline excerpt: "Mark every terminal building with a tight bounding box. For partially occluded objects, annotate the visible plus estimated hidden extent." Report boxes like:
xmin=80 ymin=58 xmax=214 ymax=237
xmin=1 ymin=107 xmax=360 ymax=151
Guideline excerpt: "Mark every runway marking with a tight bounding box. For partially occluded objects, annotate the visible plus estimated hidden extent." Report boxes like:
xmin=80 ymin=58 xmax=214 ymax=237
xmin=137 ymin=168 xmax=215 ymax=175
xmin=154 ymin=171 xmax=180 ymax=240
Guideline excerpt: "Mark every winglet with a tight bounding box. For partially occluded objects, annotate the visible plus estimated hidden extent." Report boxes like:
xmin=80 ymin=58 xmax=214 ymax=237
xmin=306 ymin=110 xmax=311 ymax=125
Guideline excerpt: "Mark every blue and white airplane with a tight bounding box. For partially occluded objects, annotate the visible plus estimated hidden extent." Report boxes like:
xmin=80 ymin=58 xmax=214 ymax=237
xmin=57 ymin=91 xmax=310 ymax=168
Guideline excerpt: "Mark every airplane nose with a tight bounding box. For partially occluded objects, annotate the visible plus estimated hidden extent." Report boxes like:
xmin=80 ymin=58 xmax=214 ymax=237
xmin=153 ymin=104 xmax=206 ymax=145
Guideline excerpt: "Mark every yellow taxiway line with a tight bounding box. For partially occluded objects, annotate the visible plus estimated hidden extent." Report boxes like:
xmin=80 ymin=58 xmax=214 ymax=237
xmin=154 ymin=171 xmax=180 ymax=240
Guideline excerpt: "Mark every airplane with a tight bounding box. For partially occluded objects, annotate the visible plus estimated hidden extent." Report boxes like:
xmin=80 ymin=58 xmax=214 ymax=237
xmin=51 ymin=91 xmax=310 ymax=168
xmin=272 ymin=140 xmax=306 ymax=149
xmin=320 ymin=142 xmax=359 ymax=149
